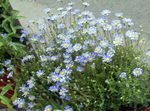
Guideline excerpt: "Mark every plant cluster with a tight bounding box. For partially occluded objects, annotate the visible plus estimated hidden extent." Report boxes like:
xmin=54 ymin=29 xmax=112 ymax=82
xmin=12 ymin=1 xmax=150 ymax=111
xmin=0 ymin=0 xmax=25 ymax=109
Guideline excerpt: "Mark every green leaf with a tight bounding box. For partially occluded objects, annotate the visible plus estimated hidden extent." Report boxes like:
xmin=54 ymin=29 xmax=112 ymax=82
xmin=0 ymin=84 xmax=13 ymax=95
xmin=0 ymin=95 xmax=12 ymax=109
xmin=0 ymin=42 xmax=3 ymax=47
xmin=11 ymin=87 xmax=17 ymax=101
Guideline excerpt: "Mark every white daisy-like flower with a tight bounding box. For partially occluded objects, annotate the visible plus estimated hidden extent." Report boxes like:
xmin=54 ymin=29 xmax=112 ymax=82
xmin=82 ymin=2 xmax=90 ymax=7
xmin=115 ymin=12 xmax=123 ymax=18
xmin=101 ymin=9 xmax=111 ymax=16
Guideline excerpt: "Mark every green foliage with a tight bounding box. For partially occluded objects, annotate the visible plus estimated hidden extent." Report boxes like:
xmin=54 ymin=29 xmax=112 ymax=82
xmin=0 ymin=84 xmax=13 ymax=109
xmin=0 ymin=0 xmax=24 ymax=109
xmin=69 ymin=46 xmax=150 ymax=111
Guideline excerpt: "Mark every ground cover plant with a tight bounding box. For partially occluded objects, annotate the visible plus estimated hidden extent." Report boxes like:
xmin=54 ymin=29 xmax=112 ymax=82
xmin=13 ymin=1 xmax=150 ymax=111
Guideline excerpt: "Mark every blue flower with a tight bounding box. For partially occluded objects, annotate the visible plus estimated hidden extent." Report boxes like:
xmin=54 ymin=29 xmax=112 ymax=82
xmin=73 ymin=43 xmax=82 ymax=52
xmin=59 ymin=87 xmax=68 ymax=98
xmin=60 ymin=69 xmax=67 ymax=76
xmin=22 ymin=88 xmax=29 ymax=97
xmin=87 ymin=26 xmax=97 ymax=35
xmin=55 ymin=67 xmax=61 ymax=74
xmin=101 ymin=9 xmax=111 ymax=16
xmin=126 ymin=30 xmax=139 ymax=40
xmin=28 ymin=102 xmax=36 ymax=109
xmin=49 ymin=85 xmax=59 ymax=92
xmin=102 ymin=55 xmax=112 ymax=63
xmin=19 ymin=84 xmax=28 ymax=92
xmin=22 ymin=55 xmax=35 ymax=63
xmin=107 ymin=48 xmax=115 ymax=57
xmin=113 ymin=33 xmax=124 ymax=46
xmin=100 ymin=40 xmax=109 ymax=48
xmin=36 ymin=70 xmax=44 ymax=77
xmin=123 ymin=18 xmax=134 ymax=26
xmin=66 ymin=62 xmax=74 ymax=69
xmin=18 ymin=99 xmax=25 ymax=108
xmin=64 ymin=105 xmax=73 ymax=111
xmin=76 ymin=66 xmax=84 ymax=72
xmin=94 ymin=46 xmax=105 ymax=57
xmin=44 ymin=105 xmax=52 ymax=111
xmin=13 ymin=98 xmax=20 ymax=106
xmin=0 ymin=69 xmax=4 ymax=75
xmin=63 ymin=53 xmax=71 ymax=59
xmin=57 ymin=23 xmax=65 ymax=29
xmin=51 ymin=73 xmax=60 ymax=82
xmin=61 ymin=41 xmax=71 ymax=48
xmin=28 ymin=95 xmax=35 ymax=101
xmin=132 ymin=68 xmax=143 ymax=77
xmin=27 ymin=77 xmax=35 ymax=88
xmin=119 ymin=72 xmax=127 ymax=78
xmin=103 ymin=24 xmax=112 ymax=31
xmin=82 ymin=2 xmax=90 ymax=7
xmin=111 ymin=20 xmax=122 ymax=30
xmin=97 ymin=18 xmax=107 ymax=26
xmin=4 ymin=59 xmax=11 ymax=66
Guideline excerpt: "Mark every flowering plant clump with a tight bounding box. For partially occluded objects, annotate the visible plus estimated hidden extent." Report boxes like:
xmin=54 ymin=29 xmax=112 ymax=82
xmin=14 ymin=1 xmax=150 ymax=111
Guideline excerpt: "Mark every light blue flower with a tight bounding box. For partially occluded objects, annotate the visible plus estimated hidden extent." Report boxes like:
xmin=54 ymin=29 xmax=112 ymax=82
xmin=64 ymin=105 xmax=73 ymax=111
xmin=13 ymin=98 xmax=20 ymax=106
xmin=87 ymin=26 xmax=97 ymax=35
xmin=28 ymin=95 xmax=35 ymax=101
xmin=115 ymin=12 xmax=123 ymax=18
xmin=22 ymin=88 xmax=29 ymax=97
xmin=73 ymin=43 xmax=82 ymax=52
xmin=59 ymin=87 xmax=68 ymax=98
xmin=123 ymin=18 xmax=134 ymax=26
xmin=82 ymin=2 xmax=90 ymax=7
xmin=101 ymin=9 xmax=111 ymax=16
xmin=100 ymin=40 xmax=109 ymax=48
xmin=61 ymin=41 xmax=71 ymax=49
xmin=57 ymin=23 xmax=65 ymax=29
xmin=43 ymin=8 xmax=51 ymax=14
xmin=44 ymin=105 xmax=52 ymax=111
xmin=94 ymin=46 xmax=105 ymax=57
xmin=55 ymin=67 xmax=61 ymax=74
xmin=63 ymin=53 xmax=71 ymax=59
xmin=18 ymin=99 xmax=25 ymax=108
xmin=19 ymin=84 xmax=28 ymax=92
xmin=51 ymin=73 xmax=60 ymax=82
xmin=113 ymin=33 xmax=124 ymax=46
xmin=76 ymin=66 xmax=84 ymax=72
xmin=107 ymin=48 xmax=115 ymax=57
xmin=103 ymin=24 xmax=112 ymax=31
xmin=0 ymin=69 xmax=4 ymax=75
xmin=97 ymin=18 xmax=107 ymax=26
xmin=66 ymin=62 xmax=74 ymax=69
xmin=4 ymin=59 xmax=11 ymax=66
xmin=36 ymin=70 xmax=44 ymax=77
xmin=102 ymin=55 xmax=112 ymax=63
xmin=66 ymin=47 xmax=74 ymax=53
xmin=132 ymin=68 xmax=143 ymax=77
xmin=28 ymin=102 xmax=36 ymax=109
xmin=49 ymin=85 xmax=59 ymax=92
xmin=22 ymin=55 xmax=35 ymax=63
xmin=50 ymin=56 xmax=58 ymax=61
xmin=126 ymin=30 xmax=139 ymax=40
xmin=27 ymin=77 xmax=35 ymax=88
xmin=111 ymin=20 xmax=122 ymax=30
xmin=119 ymin=72 xmax=127 ymax=78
